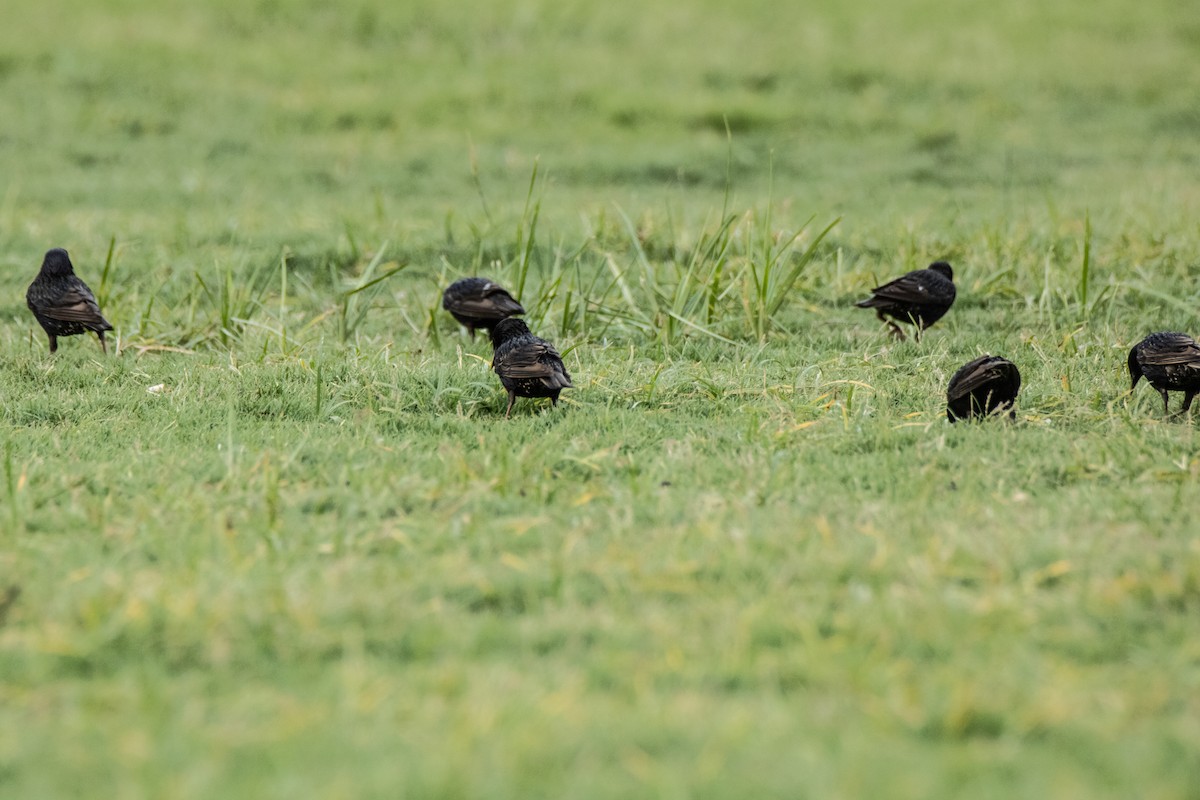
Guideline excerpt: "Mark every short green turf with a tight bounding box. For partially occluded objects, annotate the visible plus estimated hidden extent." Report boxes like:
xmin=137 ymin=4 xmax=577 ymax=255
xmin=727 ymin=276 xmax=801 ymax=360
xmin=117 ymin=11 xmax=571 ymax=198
xmin=2 ymin=1 xmax=1200 ymax=798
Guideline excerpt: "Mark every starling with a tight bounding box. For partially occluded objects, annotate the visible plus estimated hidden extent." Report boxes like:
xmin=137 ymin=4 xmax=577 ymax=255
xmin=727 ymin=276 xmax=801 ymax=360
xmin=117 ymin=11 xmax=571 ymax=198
xmin=442 ymin=277 xmax=525 ymax=338
xmin=856 ymin=261 xmax=956 ymax=340
xmin=1128 ymin=332 xmax=1200 ymax=416
xmin=946 ymin=355 xmax=1021 ymax=422
xmin=490 ymin=318 xmax=573 ymax=418
xmin=26 ymin=248 xmax=113 ymax=354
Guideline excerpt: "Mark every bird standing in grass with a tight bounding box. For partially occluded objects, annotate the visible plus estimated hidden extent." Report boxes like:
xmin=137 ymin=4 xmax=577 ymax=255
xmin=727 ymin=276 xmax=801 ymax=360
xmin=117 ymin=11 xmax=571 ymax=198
xmin=946 ymin=355 xmax=1021 ymax=422
xmin=1128 ymin=332 xmax=1200 ymax=417
xmin=490 ymin=318 xmax=573 ymax=418
xmin=856 ymin=261 xmax=956 ymax=340
xmin=26 ymin=248 xmax=113 ymax=354
xmin=442 ymin=277 xmax=525 ymax=339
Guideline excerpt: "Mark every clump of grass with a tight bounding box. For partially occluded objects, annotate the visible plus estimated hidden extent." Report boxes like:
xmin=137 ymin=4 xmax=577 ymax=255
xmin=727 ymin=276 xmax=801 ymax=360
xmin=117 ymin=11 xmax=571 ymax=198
xmin=608 ymin=206 xmax=740 ymax=345
xmin=743 ymin=209 xmax=841 ymax=340
xmin=193 ymin=254 xmax=278 ymax=349
xmin=455 ymin=194 xmax=839 ymax=347
xmin=334 ymin=242 xmax=407 ymax=344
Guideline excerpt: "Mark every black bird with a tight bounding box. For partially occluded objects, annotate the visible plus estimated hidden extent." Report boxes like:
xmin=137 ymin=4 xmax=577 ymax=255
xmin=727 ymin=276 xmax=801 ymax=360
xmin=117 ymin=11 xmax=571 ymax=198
xmin=442 ymin=277 xmax=525 ymax=338
xmin=856 ymin=261 xmax=956 ymax=340
xmin=490 ymin=318 xmax=573 ymax=418
xmin=946 ymin=355 xmax=1021 ymax=422
xmin=1128 ymin=332 xmax=1200 ymax=416
xmin=26 ymin=248 xmax=113 ymax=354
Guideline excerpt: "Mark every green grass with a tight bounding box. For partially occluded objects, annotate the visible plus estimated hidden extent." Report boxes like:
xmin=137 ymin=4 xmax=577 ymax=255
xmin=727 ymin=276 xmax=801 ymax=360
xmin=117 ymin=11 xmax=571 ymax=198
xmin=3 ymin=0 xmax=1200 ymax=797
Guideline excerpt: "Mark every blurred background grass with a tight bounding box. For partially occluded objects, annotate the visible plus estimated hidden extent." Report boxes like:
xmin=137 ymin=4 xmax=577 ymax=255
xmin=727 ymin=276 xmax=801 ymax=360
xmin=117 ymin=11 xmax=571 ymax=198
xmin=2 ymin=0 xmax=1199 ymax=239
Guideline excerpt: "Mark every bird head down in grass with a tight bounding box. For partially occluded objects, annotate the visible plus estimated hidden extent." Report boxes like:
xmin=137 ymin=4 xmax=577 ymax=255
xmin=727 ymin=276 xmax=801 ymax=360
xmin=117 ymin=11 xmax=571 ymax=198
xmin=1128 ymin=332 xmax=1200 ymax=418
xmin=26 ymin=248 xmax=113 ymax=354
xmin=946 ymin=355 xmax=1021 ymax=422
xmin=442 ymin=277 xmax=525 ymax=339
xmin=856 ymin=261 xmax=956 ymax=341
xmin=489 ymin=318 xmax=573 ymax=418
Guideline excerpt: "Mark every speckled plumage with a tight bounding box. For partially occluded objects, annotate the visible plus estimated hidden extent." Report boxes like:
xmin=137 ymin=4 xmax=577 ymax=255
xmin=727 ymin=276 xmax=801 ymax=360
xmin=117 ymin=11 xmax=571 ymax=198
xmin=946 ymin=355 xmax=1021 ymax=422
xmin=490 ymin=318 xmax=573 ymax=418
xmin=26 ymin=248 xmax=113 ymax=354
xmin=856 ymin=261 xmax=956 ymax=340
xmin=442 ymin=277 xmax=525 ymax=338
xmin=1128 ymin=332 xmax=1200 ymax=416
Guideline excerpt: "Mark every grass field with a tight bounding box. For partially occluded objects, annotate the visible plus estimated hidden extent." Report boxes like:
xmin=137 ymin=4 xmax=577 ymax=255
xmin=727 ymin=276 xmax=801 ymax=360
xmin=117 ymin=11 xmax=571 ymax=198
xmin=3 ymin=0 xmax=1200 ymax=797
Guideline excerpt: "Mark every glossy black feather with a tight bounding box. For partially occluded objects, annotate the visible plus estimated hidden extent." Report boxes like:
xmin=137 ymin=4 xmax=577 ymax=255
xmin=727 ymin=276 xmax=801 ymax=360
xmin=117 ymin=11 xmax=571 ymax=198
xmin=442 ymin=277 xmax=525 ymax=338
xmin=946 ymin=355 xmax=1021 ymax=422
xmin=26 ymin=248 xmax=113 ymax=354
xmin=1128 ymin=332 xmax=1200 ymax=416
xmin=856 ymin=261 xmax=956 ymax=339
xmin=490 ymin=318 xmax=573 ymax=417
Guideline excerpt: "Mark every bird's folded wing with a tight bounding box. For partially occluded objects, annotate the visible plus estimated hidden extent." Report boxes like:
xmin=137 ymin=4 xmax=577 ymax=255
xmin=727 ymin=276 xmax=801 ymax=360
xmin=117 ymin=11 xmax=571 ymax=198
xmin=481 ymin=288 xmax=524 ymax=314
xmin=1139 ymin=336 xmax=1200 ymax=367
xmin=947 ymin=363 xmax=1009 ymax=401
xmin=869 ymin=274 xmax=929 ymax=302
xmin=37 ymin=285 xmax=106 ymax=323
xmin=450 ymin=292 xmax=523 ymax=316
xmin=496 ymin=344 xmax=572 ymax=387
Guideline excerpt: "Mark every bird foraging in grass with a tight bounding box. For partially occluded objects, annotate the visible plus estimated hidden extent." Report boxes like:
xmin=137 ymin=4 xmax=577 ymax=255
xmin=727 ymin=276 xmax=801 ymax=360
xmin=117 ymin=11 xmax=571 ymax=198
xmin=856 ymin=261 xmax=956 ymax=340
xmin=442 ymin=277 xmax=525 ymax=339
xmin=490 ymin=318 xmax=573 ymax=418
xmin=946 ymin=355 xmax=1021 ymax=422
xmin=26 ymin=248 xmax=113 ymax=354
xmin=1128 ymin=332 xmax=1200 ymax=417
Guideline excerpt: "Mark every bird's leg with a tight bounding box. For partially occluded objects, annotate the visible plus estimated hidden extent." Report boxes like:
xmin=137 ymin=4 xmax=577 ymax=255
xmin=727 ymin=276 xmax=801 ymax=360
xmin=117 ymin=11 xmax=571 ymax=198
xmin=1161 ymin=389 xmax=1171 ymax=416
xmin=875 ymin=309 xmax=906 ymax=340
xmin=468 ymin=325 xmax=476 ymax=340
xmin=98 ymin=331 xmax=107 ymax=354
xmin=1178 ymin=391 xmax=1197 ymax=420
xmin=505 ymin=390 xmax=516 ymax=419
xmin=48 ymin=334 xmax=58 ymax=354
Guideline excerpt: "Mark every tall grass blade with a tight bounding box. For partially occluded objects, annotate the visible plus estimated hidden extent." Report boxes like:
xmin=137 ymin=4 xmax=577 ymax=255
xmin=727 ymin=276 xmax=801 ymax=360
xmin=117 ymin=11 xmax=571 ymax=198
xmin=1078 ymin=212 xmax=1092 ymax=320
xmin=98 ymin=236 xmax=116 ymax=308
xmin=514 ymin=160 xmax=542 ymax=301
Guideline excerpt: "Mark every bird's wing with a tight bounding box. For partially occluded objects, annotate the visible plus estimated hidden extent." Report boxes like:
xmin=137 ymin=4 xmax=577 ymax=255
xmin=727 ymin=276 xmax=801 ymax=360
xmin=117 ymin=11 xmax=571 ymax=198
xmin=449 ymin=287 xmax=524 ymax=317
xmin=483 ymin=285 xmax=523 ymax=304
xmin=37 ymin=282 xmax=108 ymax=324
xmin=868 ymin=272 xmax=936 ymax=303
xmin=495 ymin=342 xmax=573 ymax=388
xmin=947 ymin=358 xmax=1016 ymax=402
xmin=1139 ymin=334 xmax=1200 ymax=367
